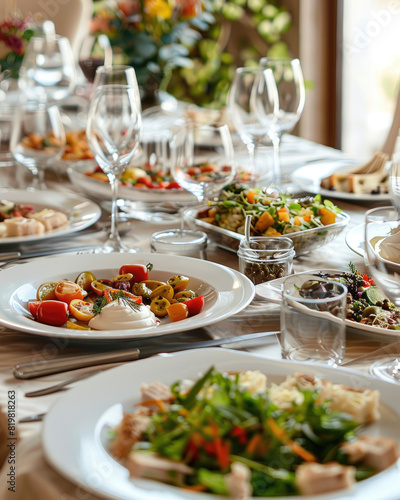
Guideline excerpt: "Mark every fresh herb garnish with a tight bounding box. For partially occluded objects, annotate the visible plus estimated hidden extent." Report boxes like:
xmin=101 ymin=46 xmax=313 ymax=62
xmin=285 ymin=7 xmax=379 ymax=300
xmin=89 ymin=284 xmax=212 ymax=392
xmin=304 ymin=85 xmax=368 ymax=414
xmin=94 ymin=296 xmax=107 ymax=314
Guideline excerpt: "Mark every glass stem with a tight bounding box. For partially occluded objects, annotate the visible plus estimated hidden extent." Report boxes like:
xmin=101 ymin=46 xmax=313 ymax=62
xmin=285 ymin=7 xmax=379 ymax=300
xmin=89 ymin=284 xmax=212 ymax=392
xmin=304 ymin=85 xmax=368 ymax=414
xmin=108 ymin=173 xmax=122 ymax=246
xmin=272 ymin=134 xmax=281 ymax=187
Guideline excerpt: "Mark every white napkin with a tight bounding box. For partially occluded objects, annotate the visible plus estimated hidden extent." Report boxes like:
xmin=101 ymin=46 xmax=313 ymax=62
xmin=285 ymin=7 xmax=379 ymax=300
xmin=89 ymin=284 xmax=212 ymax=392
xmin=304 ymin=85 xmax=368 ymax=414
xmin=378 ymin=227 xmax=400 ymax=263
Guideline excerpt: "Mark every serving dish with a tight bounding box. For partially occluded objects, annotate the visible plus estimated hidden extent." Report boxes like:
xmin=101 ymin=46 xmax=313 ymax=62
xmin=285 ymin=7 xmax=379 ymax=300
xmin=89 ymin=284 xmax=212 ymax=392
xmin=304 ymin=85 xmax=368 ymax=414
xmin=42 ymin=348 xmax=400 ymax=500
xmin=0 ymin=189 xmax=101 ymax=246
xmin=184 ymin=206 xmax=350 ymax=256
xmin=0 ymin=252 xmax=254 ymax=340
xmin=255 ymin=268 xmax=400 ymax=339
xmin=67 ymin=160 xmax=197 ymax=203
xmin=291 ymin=161 xmax=391 ymax=201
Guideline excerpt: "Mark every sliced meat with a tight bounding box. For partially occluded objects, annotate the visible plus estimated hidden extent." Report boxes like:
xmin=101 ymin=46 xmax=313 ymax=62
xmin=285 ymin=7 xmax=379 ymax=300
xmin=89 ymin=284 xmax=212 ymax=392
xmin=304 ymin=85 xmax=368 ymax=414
xmin=127 ymin=451 xmax=193 ymax=486
xmin=225 ymin=462 xmax=253 ymax=499
xmin=110 ymin=409 xmax=151 ymax=460
xmin=4 ymin=217 xmax=45 ymax=236
xmin=27 ymin=209 xmax=68 ymax=231
xmin=140 ymin=381 xmax=172 ymax=410
xmin=296 ymin=462 xmax=356 ymax=496
xmin=341 ymin=435 xmax=399 ymax=471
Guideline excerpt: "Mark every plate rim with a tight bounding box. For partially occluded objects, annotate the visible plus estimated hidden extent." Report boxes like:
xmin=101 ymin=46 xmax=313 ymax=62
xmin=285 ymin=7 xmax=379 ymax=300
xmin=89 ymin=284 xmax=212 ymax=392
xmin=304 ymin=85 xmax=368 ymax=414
xmin=42 ymin=348 xmax=400 ymax=500
xmin=255 ymin=268 xmax=400 ymax=339
xmin=0 ymin=252 xmax=255 ymax=340
xmin=0 ymin=188 xmax=102 ymax=245
xmin=291 ymin=161 xmax=392 ymax=201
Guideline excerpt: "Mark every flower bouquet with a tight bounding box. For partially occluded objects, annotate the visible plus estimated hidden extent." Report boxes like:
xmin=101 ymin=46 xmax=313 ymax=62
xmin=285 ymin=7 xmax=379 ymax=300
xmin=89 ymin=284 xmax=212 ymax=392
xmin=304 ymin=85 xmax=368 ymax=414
xmin=0 ymin=14 xmax=35 ymax=79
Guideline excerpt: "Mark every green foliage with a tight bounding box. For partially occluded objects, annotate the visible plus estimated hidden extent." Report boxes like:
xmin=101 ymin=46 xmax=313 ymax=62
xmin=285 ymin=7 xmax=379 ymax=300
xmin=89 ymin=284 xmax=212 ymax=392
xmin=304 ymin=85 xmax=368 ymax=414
xmin=167 ymin=0 xmax=292 ymax=108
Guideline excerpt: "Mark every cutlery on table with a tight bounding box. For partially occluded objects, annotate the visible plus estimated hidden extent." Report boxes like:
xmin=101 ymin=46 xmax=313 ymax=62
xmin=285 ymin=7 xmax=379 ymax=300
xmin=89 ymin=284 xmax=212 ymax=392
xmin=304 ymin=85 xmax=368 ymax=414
xmin=24 ymin=369 xmax=106 ymax=397
xmin=14 ymin=330 xmax=279 ymax=380
xmin=0 ymin=244 xmax=98 ymax=264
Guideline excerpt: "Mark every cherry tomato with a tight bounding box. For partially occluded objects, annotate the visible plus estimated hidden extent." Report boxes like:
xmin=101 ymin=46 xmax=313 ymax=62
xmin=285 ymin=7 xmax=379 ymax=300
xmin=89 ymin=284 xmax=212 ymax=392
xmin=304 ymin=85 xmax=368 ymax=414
xmin=184 ymin=295 xmax=204 ymax=317
xmin=118 ymin=263 xmax=153 ymax=282
xmin=168 ymin=275 xmax=190 ymax=293
xmin=167 ymin=302 xmax=189 ymax=322
xmin=91 ymin=280 xmax=112 ymax=296
xmin=69 ymin=299 xmax=95 ymax=322
xmin=167 ymin=181 xmax=181 ymax=190
xmin=36 ymin=281 xmax=57 ymax=301
xmin=112 ymin=273 xmax=133 ymax=283
xmin=75 ymin=271 xmax=96 ymax=291
xmin=200 ymin=164 xmax=217 ymax=173
xmin=103 ymin=288 xmax=143 ymax=304
xmin=36 ymin=300 xmax=69 ymax=326
xmin=55 ymin=280 xmax=86 ymax=304
xmin=28 ymin=301 xmax=42 ymax=318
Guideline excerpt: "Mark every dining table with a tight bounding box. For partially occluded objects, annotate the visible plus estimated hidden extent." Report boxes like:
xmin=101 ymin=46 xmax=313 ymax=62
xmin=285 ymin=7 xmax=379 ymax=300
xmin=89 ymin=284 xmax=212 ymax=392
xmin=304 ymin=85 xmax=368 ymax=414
xmin=0 ymin=133 xmax=399 ymax=500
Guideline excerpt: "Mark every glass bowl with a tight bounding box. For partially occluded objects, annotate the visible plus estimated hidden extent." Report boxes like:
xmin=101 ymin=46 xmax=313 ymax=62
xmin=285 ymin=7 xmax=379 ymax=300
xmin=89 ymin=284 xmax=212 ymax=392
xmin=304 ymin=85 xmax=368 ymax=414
xmin=184 ymin=205 xmax=350 ymax=256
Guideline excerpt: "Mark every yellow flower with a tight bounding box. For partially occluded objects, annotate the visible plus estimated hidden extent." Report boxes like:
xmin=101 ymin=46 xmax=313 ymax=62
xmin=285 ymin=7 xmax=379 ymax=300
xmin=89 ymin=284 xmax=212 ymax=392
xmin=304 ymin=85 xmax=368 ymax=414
xmin=144 ymin=0 xmax=173 ymax=19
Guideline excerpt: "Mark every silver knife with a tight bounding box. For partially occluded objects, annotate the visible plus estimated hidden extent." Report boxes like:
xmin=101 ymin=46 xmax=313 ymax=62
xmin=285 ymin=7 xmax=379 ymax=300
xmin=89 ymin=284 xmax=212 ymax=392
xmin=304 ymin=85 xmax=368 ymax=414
xmin=13 ymin=330 xmax=279 ymax=379
xmin=0 ymin=245 xmax=97 ymax=263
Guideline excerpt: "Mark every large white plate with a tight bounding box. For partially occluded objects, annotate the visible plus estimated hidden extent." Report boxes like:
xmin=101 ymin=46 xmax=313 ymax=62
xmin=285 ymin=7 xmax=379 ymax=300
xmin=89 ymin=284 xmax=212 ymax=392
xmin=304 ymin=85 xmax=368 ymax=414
xmin=67 ymin=160 xmax=197 ymax=204
xmin=0 ymin=189 xmax=101 ymax=246
xmin=291 ymin=161 xmax=391 ymax=201
xmin=0 ymin=253 xmax=254 ymax=340
xmin=42 ymin=348 xmax=400 ymax=500
xmin=255 ymin=269 xmax=400 ymax=339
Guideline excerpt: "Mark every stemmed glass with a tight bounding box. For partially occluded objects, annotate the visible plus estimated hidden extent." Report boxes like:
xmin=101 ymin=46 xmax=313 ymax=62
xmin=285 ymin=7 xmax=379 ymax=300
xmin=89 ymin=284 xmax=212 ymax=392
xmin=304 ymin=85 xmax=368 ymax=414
xmin=18 ymin=34 xmax=77 ymax=103
xmin=227 ymin=67 xmax=279 ymax=186
xmin=10 ymin=101 xmax=66 ymax=189
xmin=170 ymin=122 xmax=235 ymax=204
xmin=86 ymin=84 xmax=141 ymax=253
xmin=258 ymin=57 xmax=305 ymax=186
xmin=79 ymin=34 xmax=112 ymax=85
xmin=364 ymin=206 xmax=400 ymax=382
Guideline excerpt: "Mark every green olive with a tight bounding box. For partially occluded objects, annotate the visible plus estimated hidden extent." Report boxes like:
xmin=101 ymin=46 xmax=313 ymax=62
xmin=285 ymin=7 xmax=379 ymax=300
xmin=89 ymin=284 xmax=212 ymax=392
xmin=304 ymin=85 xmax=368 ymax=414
xmin=167 ymin=275 xmax=190 ymax=292
xmin=131 ymin=282 xmax=152 ymax=299
xmin=174 ymin=290 xmax=196 ymax=301
xmin=150 ymin=296 xmax=171 ymax=317
xmin=150 ymin=284 xmax=174 ymax=301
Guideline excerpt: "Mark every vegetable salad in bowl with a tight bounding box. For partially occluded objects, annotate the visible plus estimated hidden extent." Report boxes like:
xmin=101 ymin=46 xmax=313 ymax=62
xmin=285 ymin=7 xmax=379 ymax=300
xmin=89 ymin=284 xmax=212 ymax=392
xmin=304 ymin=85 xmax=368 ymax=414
xmin=108 ymin=367 xmax=398 ymax=497
xmin=185 ymin=185 xmax=350 ymax=255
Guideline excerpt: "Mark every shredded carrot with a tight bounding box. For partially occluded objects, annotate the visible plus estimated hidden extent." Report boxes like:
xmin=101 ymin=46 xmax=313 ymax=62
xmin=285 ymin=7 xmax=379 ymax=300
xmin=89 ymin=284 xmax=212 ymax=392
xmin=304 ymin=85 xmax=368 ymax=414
xmin=267 ymin=417 xmax=287 ymax=441
xmin=183 ymin=484 xmax=207 ymax=492
xmin=267 ymin=417 xmax=316 ymax=462
xmin=245 ymin=433 xmax=262 ymax=454
xmin=214 ymin=438 xmax=230 ymax=469
xmin=287 ymin=440 xmax=317 ymax=462
xmin=133 ymin=399 xmax=166 ymax=410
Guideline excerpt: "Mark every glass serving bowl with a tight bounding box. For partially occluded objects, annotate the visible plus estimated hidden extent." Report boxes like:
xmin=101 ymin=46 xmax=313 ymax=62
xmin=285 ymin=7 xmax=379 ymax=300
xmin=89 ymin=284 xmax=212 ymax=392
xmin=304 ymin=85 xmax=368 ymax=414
xmin=184 ymin=205 xmax=350 ymax=256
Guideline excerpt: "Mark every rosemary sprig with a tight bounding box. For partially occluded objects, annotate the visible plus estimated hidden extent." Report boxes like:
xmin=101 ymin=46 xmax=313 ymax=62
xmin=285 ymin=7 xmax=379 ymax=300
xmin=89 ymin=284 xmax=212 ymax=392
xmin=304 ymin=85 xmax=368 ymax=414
xmin=117 ymin=296 xmax=142 ymax=312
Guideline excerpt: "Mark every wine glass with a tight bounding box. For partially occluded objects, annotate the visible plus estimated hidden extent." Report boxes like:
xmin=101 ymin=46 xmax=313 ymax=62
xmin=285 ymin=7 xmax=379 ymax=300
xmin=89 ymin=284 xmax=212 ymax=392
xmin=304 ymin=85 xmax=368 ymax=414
xmin=365 ymin=206 xmax=400 ymax=382
xmin=258 ymin=57 xmax=305 ymax=186
xmin=10 ymin=101 xmax=66 ymax=189
xmin=170 ymin=122 xmax=235 ymax=204
xmin=79 ymin=34 xmax=112 ymax=85
xmin=227 ymin=67 xmax=279 ymax=186
xmin=86 ymin=84 xmax=141 ymax=253
xmin=18 ymin=34 xmax=77 ymax=103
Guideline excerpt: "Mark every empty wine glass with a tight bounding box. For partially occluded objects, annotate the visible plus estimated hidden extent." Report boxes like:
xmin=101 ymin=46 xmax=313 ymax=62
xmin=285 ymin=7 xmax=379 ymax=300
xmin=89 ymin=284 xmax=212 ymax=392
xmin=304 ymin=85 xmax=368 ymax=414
xmin=365 ymin=206 xmax=400 ymax=382
xmin=18 ymin=33 xmax=77 ymax=103
xmin=227 ymin=67 xmax=279 ymax=186
xmin=86 ymin=84 xmax=141 ymax=252
xmin=258 ymin=57 xmax=305 ymax=186
xmin=11 ymin=101 xmax=66 ymax=189
xmin=170 ymin=122 xmax=235 ymax=204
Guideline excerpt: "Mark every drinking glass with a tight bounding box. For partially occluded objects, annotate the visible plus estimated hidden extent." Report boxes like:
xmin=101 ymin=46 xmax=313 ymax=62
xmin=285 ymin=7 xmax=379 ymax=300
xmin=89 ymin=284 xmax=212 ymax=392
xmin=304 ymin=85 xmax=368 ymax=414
xmin=365 ymin=206 xmax=400 ymax=382
xmin=79 ymin=34 xmax=112 ymax=84
xmin=280 ymin=274 xmax=347 ymax=366
xmin=18 ymin=35 xmax=77 ymax=103
xmin=10 ymin=101 xmax=66 ymax=189
xmin=258 ymin=57 xmax=305 ymax=186
xmin=227 ymin=67 xmax=278 ymax=185
xmin=86 ymin=85 xmax=141 ymax=252
xmin=170 ymin=122 xmax=235 ymax=203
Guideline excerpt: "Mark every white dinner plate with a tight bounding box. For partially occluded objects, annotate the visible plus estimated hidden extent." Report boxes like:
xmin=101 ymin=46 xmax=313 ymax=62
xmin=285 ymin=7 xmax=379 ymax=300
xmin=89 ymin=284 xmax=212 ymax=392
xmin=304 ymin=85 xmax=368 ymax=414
xmin=255 ymin=268 xmax=400 ymax=339
xmin=0 ymin=253 xmax=254 ymax=340
xmin=0 ymin=189 xmax=101 ymax=246
xmin=67 ymin=160 xmax=197 ymax=204
xmin=291 ymin=161 xmax=392 ymax=201
xmin=346 ymin=223 xmax=365 ymax=257
xmin=42 ymin=348 xmax=400 ymax=500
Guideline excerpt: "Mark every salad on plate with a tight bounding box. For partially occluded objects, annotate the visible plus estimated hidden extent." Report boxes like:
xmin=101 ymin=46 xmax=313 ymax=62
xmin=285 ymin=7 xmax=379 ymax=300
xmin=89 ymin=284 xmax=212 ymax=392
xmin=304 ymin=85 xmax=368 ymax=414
xmin=108 ymin=367 xmax=398 ymax=497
